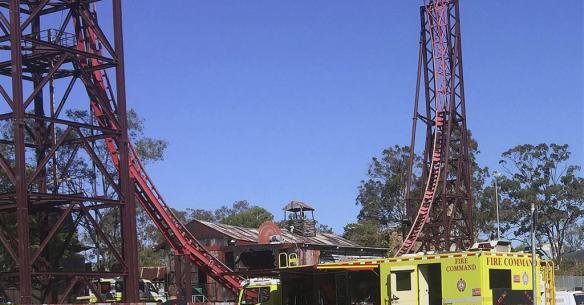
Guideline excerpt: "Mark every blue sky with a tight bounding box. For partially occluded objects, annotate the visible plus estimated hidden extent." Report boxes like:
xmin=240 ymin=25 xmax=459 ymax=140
xmin=115 ymin=1 xmax=582 ymax=233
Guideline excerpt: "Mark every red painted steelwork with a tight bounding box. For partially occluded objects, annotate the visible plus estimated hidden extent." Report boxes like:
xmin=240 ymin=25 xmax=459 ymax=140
xmin=1 ymin=1 xmax=142 ymax=302
xmin=396 ymin=110 xmax=445 ymax=256
xmin=77 ymin=8 xmax=242 ymax=295
xmin=397 ymin=0 xmax=474 ymax=256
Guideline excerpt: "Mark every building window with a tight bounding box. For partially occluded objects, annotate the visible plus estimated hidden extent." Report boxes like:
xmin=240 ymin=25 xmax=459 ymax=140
xmin=259 ymin=288 xmax=270 ymax=303
xmin=225 ymin=252 xmax=235 ymax=269
xmin=241 ymin=287 xmax=271 ymax=304
xmin=489 ymin=269 xmax=511 ymax=289
xmin=395 ymin=271 xmax=412 ymax=291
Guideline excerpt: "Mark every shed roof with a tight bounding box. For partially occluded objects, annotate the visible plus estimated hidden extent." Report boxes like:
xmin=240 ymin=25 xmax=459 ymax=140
xmin=283 ymin=200 xmax=315 ymax=212
xmin=193 ymin=220 xmax=366 ymax=248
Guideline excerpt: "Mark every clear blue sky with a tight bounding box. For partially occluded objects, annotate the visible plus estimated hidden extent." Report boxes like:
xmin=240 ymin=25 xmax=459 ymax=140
xmin=116 ymin=1 xmax=583 ymax=233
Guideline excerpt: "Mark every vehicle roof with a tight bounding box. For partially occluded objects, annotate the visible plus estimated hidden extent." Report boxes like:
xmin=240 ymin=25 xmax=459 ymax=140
xmin=241 ymin=278 xmax=281 ymax=287
xmin=557 ymin=291 xmax=584 ymax=295
xmin=315 ymin=250 xmax=537 ymax=269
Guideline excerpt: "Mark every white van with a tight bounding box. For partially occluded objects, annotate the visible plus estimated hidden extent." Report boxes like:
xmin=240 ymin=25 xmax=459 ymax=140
xmin=556 ymin=291 xmax=584 ymax=305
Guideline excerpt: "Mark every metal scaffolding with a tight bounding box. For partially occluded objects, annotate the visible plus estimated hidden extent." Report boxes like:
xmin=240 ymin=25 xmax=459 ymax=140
xmin=0 ymin=0 xmax=138 ymax=302
xmin=398 ymin=0 xmax=474 ymax=255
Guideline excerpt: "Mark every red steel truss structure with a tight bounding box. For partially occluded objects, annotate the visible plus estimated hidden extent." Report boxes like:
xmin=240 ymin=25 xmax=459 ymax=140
xmin=396 ymin=0 xmax=473 ymax=256
xmin=0 ymin=1 xmax=240 ymax=303
xmin=0 ymin=0 xmax=140 ymax=302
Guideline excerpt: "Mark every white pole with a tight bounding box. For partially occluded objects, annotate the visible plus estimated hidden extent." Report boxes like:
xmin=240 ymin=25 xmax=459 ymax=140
xmin=531 ymin=202 xmax=537 ymax=305
xmin=494 ymin=172 xmax=502 ymax=240
xmin=495 ymin=178 xmax=500 ymax=240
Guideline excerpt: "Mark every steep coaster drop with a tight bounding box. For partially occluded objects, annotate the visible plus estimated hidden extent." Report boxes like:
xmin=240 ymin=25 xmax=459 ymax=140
xmin=396 ymin=111 xmax=445 ymax=256
xmin=75 ymin=8 xmax=242 ymax=294
xmin=397 ymin=0 xmax=474 ymax=256
xmin=76 ymin=0 xmax=472 ymax=295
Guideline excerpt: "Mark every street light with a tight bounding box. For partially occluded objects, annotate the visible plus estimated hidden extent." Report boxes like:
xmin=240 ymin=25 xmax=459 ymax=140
xmin=493 ymin=171 xmax=502 ymax=240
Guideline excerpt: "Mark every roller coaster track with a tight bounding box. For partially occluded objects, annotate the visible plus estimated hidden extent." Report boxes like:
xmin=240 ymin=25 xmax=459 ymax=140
xmin=395 ymin=0 xmax=451 ymax=256
xmin=74 ymin=10 xmax=242 ymax=293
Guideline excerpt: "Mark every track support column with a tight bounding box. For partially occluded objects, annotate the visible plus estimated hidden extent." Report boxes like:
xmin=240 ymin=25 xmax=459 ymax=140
xmin=10 ymin=1 xmax=32 ymax=303
xmin=113 ymin=0 xmax=139 ymax=301
xmin=174 ymin=254 xmax=183 ymax=299
xmin=184 ymin=260 xmax=192 ymax=302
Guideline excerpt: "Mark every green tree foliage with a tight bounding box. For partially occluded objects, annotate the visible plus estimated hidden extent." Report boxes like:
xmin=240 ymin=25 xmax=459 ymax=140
xmin=276 ymin=218 xmax=335 ymax=234
xmin=221 ymin=206 xmax=274 ymax=228
xmin=316 ymin=224 xmax=334 ymax=234
xmin=214 ymin=200 xmax=253 ymax=221
xmin=185 ymin=208 xmax=215 ymax=222
xmin=136 ymin=207 xmax=185 ymax=267
xmin=0 ymin=120 xmax=86 ymax=275
xmin=343 ymin=145 xmax=419 ymax=249
xmin=66 ymin=109 xmax=169 ymax=269
xmin=556 ymin=261 xmax=584 ymax=276
xmin=127 ymin=110 xmax=170 ymax=266
xmin=466 ymin=133 xmax=494 ymax=239
xmin=498 ymin=143 xmax=584 ymax=264
xmin=346 ymin=133 xmax=491 ymax=249
xmin=355 ymin=145 xmax=414 ymax=229
xmin=343 ymin=220 xmax=389 ymax=248
xmin=564 ymin=224 xmax=584 ymax=253
xmin=135 ymin=138 xmax=168 ymax=164
xmin=186 ymin=200 xmax=274 ymax=229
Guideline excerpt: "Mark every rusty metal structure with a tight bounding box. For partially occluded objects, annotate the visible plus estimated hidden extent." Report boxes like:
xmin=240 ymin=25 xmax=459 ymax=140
xmin=0 ymin=0 xmax=139 ymax=302
xmin=0 ymin=0 xmax=475 ymax=301
xmin=397 ymin=0 xmax=473 ymax=256
xmin=0 ymin=1 xmax=241 ymax=303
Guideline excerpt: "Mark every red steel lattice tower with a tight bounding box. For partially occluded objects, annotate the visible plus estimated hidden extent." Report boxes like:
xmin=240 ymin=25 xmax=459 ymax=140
xmin=0 ymin=1 xmax=242 ymax=303
xmin=0 ymin=1 xmax=139 ymax=302
xmin=396 ymin=0 xmax=474 ymax=256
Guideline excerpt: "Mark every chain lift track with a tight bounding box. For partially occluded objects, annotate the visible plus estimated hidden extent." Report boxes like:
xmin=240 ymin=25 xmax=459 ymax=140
xmin=75 ymin=7 xmax=242 ymax=294
xmin=396 ymin=0 xmax=473 ymax=256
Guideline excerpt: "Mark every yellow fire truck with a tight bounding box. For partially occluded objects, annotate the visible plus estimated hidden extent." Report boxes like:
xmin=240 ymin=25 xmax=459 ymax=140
xmin=238 ymin=243 xmax=555 ymax=305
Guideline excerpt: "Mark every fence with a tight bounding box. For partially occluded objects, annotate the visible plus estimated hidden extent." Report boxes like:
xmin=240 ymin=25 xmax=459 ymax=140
xmin=556 ymin=275 xmax=584 ymax=291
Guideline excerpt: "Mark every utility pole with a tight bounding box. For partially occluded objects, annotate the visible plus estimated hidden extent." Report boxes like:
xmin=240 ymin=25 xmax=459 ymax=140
xmin=531 ymin=202 xmax=537 ymax=305
xmin=493 ymin=171 xmax=502 ymax=240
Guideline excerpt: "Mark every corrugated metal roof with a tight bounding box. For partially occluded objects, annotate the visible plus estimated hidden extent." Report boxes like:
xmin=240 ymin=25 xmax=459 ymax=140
xmin=194 ymin=220 xmax=363 ymax=248
xmin=283 ymin=200 xmax=315 ymax=212
xmin=198 ymin=221 xmax=258 ymax=243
